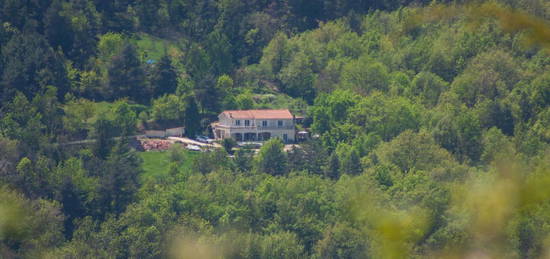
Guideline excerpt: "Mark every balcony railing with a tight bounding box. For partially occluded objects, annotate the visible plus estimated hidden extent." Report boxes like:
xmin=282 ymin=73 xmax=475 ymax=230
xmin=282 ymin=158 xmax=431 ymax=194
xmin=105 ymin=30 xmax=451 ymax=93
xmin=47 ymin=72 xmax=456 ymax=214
xmin=215 ymin=124 xmax=295 ymax=130
xmin=257 ymin=125 xmax=295 ymax=130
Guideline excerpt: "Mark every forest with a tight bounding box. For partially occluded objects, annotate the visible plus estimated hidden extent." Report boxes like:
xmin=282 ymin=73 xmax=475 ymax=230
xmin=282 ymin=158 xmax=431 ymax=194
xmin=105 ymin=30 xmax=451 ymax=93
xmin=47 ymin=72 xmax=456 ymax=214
xmin=0 ymin=0 xmax=550 ymax=258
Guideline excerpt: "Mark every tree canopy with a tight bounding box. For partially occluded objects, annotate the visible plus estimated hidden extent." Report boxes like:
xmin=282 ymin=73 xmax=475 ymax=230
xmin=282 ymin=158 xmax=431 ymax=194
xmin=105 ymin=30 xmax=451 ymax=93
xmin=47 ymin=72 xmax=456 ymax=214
xmin=1 ymin=0 xmax=550 ymax=258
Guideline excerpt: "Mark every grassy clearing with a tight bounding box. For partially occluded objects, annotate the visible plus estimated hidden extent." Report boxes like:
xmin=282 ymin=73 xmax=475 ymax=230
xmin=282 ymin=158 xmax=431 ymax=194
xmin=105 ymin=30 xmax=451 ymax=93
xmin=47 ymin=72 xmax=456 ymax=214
xmin=139 ymin=149 xmax=199 ymax=182
xmin=131 ymin=33 xmax=179 ymax=61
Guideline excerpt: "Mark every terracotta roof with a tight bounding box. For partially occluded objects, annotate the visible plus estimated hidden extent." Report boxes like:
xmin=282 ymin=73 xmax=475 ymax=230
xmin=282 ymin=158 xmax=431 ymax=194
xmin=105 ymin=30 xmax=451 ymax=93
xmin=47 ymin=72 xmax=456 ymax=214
xmin=221 ymin=109 xmax=293 ymax=119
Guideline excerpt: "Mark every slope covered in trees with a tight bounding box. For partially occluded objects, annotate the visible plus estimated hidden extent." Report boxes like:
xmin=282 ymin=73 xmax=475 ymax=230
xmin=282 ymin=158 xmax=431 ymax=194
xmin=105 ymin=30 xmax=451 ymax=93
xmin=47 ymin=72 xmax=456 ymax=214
xmin=1 ymin=0 xmax=550 ymax=258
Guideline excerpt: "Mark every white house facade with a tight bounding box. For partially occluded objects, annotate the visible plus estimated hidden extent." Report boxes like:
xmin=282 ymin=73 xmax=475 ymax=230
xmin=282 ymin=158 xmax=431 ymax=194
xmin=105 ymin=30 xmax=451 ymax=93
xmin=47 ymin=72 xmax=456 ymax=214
xmin=212 ymin=109 xmax=296 ymax=143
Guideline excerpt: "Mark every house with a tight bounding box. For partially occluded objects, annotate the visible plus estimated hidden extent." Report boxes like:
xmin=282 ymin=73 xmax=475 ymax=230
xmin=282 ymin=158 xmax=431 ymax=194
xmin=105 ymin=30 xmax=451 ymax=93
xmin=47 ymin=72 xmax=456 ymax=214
xmin=212 ymin=109 xmax=296 ymax=143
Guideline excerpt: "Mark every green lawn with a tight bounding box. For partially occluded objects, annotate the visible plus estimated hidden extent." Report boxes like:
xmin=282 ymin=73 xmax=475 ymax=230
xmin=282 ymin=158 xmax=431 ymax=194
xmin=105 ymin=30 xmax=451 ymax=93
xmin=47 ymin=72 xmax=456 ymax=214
xmin=139 ymin=150 xmax=198 ymax=182
xmin=131 ymin=33 xmax=181 ymax=61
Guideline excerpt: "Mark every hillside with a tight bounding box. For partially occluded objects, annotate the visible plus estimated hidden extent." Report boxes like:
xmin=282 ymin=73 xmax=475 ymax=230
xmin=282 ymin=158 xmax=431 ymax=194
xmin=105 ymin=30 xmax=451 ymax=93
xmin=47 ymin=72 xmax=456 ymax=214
xmin=1 ymin=0 xmax=550 ymax=258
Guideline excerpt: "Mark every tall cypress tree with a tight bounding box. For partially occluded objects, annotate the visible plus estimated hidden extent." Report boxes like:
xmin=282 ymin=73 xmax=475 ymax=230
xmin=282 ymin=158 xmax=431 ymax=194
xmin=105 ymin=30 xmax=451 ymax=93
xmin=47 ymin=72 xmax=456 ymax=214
xmin=184 ymin=96 xmax=200 ymax=138
xmin=93 ymin=116 xmax=115 ymax=159
xmin=325 ymin=152 xmax=340 ymax=180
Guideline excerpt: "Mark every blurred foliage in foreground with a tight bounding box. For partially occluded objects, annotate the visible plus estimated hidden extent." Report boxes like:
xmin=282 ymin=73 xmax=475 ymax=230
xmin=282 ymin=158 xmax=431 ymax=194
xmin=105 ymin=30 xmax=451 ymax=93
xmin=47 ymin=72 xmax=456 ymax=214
xmin=407 ymin=2 xmax=550 ymax=50
xmin=162 ymin=152 xmax=550 ymax=259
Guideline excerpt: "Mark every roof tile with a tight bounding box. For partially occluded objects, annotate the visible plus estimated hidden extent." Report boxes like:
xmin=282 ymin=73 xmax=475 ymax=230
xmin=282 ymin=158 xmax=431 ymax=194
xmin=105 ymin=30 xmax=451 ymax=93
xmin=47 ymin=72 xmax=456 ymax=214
xmin=221 ymin=109 xmax=293 ymax=119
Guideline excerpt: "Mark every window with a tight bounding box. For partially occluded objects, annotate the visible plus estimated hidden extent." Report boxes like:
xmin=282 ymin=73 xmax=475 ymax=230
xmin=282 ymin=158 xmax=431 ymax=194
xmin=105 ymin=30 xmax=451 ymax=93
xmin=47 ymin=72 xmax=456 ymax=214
xmin=245 ymin=120 xmax=250 ymax=126
xmin=262 ymin=121 xmax=268 ymax=127
xmin=235 ymin=120 xmax=241 ymax=126
xmin=283 ymin=134 xmax=288 ymax=142
xmin=278 ymin=120 xmax=284 ymax=127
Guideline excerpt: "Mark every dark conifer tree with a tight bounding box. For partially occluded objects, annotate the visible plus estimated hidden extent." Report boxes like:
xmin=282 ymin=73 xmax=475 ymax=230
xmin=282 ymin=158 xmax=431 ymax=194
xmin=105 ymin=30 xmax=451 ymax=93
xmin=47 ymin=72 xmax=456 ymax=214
xmin=184 ymin=96 xmax=201 ymax=138
xmin=107 ymin=43 xmax=147 ymax=103
xmin=325 ymin=152 xmax=340 ymax=180
xmin=93 ymin=116 xmax=115 ymax=160
xmin=1 ymin=32 xmax=69 ymax=102
xmin=44 ymin=0 xmax=73 ymax=53
xmin=341 ymin=149 xmax=362 ymax=175
xmin=98 ymin=142 xmax=141 ymax=215
xmin=149 ymin=55 xmax=178 ymax=98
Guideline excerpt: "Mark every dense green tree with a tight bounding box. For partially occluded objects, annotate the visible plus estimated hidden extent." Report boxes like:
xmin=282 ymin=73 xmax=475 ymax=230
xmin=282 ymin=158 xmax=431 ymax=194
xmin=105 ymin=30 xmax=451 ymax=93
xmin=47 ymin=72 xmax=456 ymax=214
xmin=44 ymin=0 xmax=73 ymax=53
xmin=314 ymin=223 xmax=369 ymax=258
xmin=324 ymin=152 xmax=340 ymax=180
xmin=288 ymin=145 xmax=307 ymax=172
xmin=340 ymin=56 xmax=389 ymax=95
xmin=352 ymin=133 xmax=382 ymax=157
xmin=289 ymin=140 xmax=328 ymax=174
xmin=234 ymin=91 xmax=255 ymax=110
xmin=222 ymin=138 xmax=237 ymax=154
xmin=32 ymin=86 xmax=64 ymax=137
xmin=254 ymin=138 xmax=287 ymax=176
xmin=205 ymin=31 xmax=234 ymax=75
xmin=432 ymin=102 xmax=483 ymax=163
xmin=192 ymin=149 xmax=232 ymax=174
xmin=112 ymin=101 xmax=137 ymax=136
xmin=92 ymin=116 xmax=116 ymax=159
xmin=234 ymin=147 xmax=254 ymax=172
xmin=183 ymin=95 xmax=200 ymax=138
xmin=408 ymin=72 xmax=449 ymax=108
xmin=62 ymin=97 xmax=96 ymax=139
xmin=49 ymin=157 xmax=99 ymax=233
xmin=339 ymin=146 xmax=362 ymax=175
xmin=480 ymin=127 xmax=515 ymax=164
xmin=150 ymin=94 xmax=185 ymax=126
xmin=97 ymin=143 xmax=142 ymax=215
xmin=349 ymin=92 xmax=422 ymax=141
xmin=257 ymin=231 xmax=306 ymax=258
xmin=97 ymin=33 xmax=125 ymax=64
xmin=148 ymin=56 xmax=178 ymax=98
xmin=63 ymin=0 xmax=101 ymax=67
xmin=260 ymin=32 xmax=291 ymax=77
xmin=134 ymin=0 xmax=160 ymax=32
xmin=184 ymin=43 xmax=210 ymax=81
xmin=194 ymin=75 xmax=224 ymax=114
xmin=371 ymin=130 xmax=455 ymax=173
xmin=310 ymin=90 xmax=359 ymax=134
xmin=0 ymin=92 xmax=46 ymax=157
xmin=450 ymin=50 xmax=521 ymax=107
xmin=474 ymin=99 xmax=514 ymax=135
xmin=1 ymin=32 xmax=69 ymax=102
xmin=278 ymin=52 xmax=316 ymax=103
xmin=107 ymin=43 xmax=147 ymax=102
xmin=0 ymin=136 xmax=20 ymax=181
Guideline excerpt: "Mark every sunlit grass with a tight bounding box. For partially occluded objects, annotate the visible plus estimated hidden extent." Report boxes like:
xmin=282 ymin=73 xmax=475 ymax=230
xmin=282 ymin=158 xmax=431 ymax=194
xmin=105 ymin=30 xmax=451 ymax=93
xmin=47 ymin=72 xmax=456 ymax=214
xmin=131 ymin=33 xmax=177 ymax=61
xmin=139 ymin=149 xmax=198 ymax=182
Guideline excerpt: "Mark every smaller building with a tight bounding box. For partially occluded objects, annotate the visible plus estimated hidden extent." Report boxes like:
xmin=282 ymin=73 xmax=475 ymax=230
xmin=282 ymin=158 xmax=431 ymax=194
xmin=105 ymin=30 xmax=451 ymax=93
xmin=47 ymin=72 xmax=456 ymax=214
xmin=166 ymin=127 xmax=185 ymax=137
xmin=145 ymin=127 xmax=185 ymax=138
xmin=212 ymin=109 xmax=296 ymax=143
